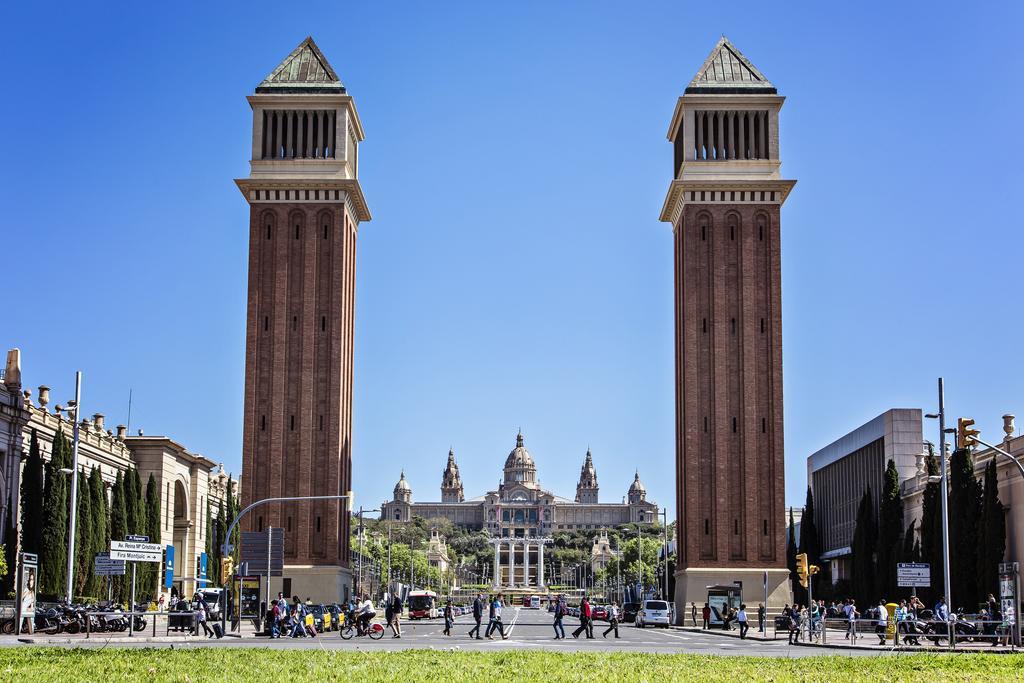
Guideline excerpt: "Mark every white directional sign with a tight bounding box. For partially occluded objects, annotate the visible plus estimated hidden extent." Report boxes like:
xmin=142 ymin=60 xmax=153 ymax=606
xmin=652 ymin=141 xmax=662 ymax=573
xmin=112 ymin=540 xmax=164 ymax=554
xmin=897 ymin=562 xmax=930 ymax=587
xmin=110 ymin=549 xmax=162 ymax=562
xmin=110 ymin=540 xmax=163 ymax=563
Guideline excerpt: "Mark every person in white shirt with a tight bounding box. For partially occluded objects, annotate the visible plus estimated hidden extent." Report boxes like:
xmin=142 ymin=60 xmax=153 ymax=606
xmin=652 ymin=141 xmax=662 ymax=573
xmin=737 ymin=604 xmax=749 ymax=639
xmin=845 ymin=599 xmax=859 ymax=640
xmin=357 ymin=595 xmax=375 ymax=634
xmin=875 ymin=600 xmax=888 ymax=644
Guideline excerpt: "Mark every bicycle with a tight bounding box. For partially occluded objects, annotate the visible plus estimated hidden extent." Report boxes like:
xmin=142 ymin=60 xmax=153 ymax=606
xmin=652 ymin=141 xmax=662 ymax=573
xmin=340 ymin=618 xmax=385 ymax=640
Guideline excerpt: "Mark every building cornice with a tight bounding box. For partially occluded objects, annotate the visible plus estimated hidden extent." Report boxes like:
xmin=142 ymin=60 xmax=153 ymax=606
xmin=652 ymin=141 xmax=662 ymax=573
xmin=235 ymin=178 xmax=371 ymax=222
xmin=660 ymin=179 xmax=797 ymax=225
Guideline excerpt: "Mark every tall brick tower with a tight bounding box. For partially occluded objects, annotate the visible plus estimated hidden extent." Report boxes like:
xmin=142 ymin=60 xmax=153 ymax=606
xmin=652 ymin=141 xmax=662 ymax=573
xmin=237 ymin=37 xmax=370 ymax=602
xmin=660 ymin=37 xmax=795 ymax=614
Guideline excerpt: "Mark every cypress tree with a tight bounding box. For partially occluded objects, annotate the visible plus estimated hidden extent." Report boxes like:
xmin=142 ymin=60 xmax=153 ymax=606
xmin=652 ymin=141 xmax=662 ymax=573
xmin=226 ymin=476 xmax=239 ymax=562
xmin=949 ymin=447 xmax=981 ymax=610
xmin=798 ymin=486 xmax=820 ymax=599
xmin=876 ymin=459 xmax=903 ymax=600
xmin=40 ymin=430 xmax=69 ymax=597
xmin=851 ymin=487 xmax=877 ymax=606
xmin=145 ymin=474 xmax=161 ymax=596
xmin=206 ymin=498 xmax=213 ymax=557
xmin=109 ymin=472 xmax=127 ymax=600
xmin=215 ymin=501 xmax=227 ymax=585
xmin=129 ymin=469 xmax=149 ymax=596
xmin=124 ymin=469 xmax=140 ymax=536
xmin=87 ymin=467 xmax=108 ymax=597
xmin=920 ymin=444 xmax=943 ymax=603
xmin=20 ymin=429 xmax=45 ymax=556
xmin=2 ymin=495 xmax=16 ymax=597
xmin=786 ymin=507 xmax=800 ymax=603
xmin=902 ymin=519 xmax=918 ymax=562
xmin=979 ymin=459 xmax=1005 ymax=603
xmin=74 ymin=470 xmax=92 ymax=598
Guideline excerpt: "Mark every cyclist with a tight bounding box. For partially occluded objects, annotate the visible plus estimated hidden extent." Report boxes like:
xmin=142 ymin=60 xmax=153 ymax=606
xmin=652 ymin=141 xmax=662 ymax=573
xmin=357 ymin=594 xmax=376 ymax=635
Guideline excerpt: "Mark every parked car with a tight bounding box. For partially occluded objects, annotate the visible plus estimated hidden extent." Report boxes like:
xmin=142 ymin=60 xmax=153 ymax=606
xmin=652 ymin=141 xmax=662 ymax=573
xmin=636 ymin=599 xmax=671 ymax=628
xmin=621 ymin=602 xmax=641 ymax=623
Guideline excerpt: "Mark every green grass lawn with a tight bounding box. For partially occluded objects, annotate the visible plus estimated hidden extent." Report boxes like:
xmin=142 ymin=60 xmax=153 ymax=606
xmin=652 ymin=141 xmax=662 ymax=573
xmin=0 ymin=648 xmax=1021 ymax=681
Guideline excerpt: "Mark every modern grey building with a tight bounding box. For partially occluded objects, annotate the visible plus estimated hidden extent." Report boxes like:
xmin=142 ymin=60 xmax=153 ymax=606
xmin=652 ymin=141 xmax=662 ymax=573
xmin=806 ymin=408 xmax=923 ymax=582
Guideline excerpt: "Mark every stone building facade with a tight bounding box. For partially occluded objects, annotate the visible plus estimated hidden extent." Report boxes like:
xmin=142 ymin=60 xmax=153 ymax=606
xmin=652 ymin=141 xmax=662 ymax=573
xmin=660 ymin=37 xmax=796 ymax=614
xmin=0 ymin=348 xmax=236 ymax=599
xmin=237 ymin=37 xmax=371 ymax=603
xmin=380 ymin=433 xmax=657 ymax=589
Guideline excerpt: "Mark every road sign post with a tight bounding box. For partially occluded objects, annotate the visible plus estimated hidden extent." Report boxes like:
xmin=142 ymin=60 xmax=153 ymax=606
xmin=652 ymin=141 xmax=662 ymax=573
xmin=111 ymin=536 xmax=159 ymax=638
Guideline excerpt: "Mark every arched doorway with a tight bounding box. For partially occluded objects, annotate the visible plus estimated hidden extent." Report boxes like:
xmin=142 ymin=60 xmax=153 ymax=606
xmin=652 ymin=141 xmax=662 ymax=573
xmin=172 ymin=480 xmax=189 ymax=597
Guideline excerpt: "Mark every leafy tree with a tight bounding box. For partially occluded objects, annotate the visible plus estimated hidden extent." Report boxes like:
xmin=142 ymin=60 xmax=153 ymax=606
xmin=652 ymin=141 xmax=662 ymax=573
xmin=145 ymin=474 xmax=161 ymax=596
xmin=948 ymin=447 xmax=982 ymax=610
xmin=798 ymin=487 xmax=820 ymax=600
xmin=920 ymin=444 xmax=943 ymax=603
xmin=74 ymin=470 xmax=92 ymax=597
xmin=876 ymin=459 xmax=903 ymax=600
xmin=850 ymin=487 xmax=877 ymax=606
xmin=19 ymin=429 xmax=44 ymax=557
xmin=40 ymin=430 xmax=70 ymax=597
xmin=978 ymin=459 xmax=1005 ymax=602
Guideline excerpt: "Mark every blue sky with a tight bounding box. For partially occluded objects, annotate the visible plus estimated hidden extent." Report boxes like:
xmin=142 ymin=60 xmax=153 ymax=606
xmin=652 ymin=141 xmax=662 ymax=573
xmin=3 ymin=1 xmax=1021 ymax=516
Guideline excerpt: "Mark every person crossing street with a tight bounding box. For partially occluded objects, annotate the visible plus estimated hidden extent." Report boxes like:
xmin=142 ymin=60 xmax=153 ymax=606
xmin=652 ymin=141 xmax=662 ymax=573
xmin=468 ymin=593 xmax=484 ymax=639
xmin=602 ymin=602 xmax=620 ymax=639
xmin=572 ymin=596 xmax=594 ymax=639
xmin=552 ymin=595 xmax=566 ymax=639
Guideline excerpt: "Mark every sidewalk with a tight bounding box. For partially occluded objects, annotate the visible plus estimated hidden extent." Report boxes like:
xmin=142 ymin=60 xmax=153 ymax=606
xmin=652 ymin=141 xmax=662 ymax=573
xmin=672 ymin=625 xmax=775 ymax=642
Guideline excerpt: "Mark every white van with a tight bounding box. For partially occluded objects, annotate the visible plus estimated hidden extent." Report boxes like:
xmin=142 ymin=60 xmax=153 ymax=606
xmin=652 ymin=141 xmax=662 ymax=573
xmin=635 ymin=599 xmax=671 ymax=628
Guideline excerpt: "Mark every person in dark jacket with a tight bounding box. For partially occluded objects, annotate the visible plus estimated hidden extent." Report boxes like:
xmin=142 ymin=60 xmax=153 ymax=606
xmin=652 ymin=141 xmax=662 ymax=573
xmin=702 ymin=603 xmax=711 ymax=629
xmin=468 ymin=594 xmax=484 ymax=639
xmin=552 ymin=595 xmax=566 ymax=639
xmin=443 ymin=600 xmax=454 ymax=636
xmin=389 ymin=593 xmax=403 ymax=638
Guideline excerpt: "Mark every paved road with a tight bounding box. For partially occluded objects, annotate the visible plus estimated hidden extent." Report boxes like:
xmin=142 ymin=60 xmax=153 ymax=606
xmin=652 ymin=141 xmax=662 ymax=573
xmin=7 ymin=609 xmax=897 ymax=657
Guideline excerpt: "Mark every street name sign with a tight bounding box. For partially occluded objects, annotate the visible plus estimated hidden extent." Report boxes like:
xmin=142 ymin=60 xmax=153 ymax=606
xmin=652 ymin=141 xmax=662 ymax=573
xmin=110 ymin=540 xmax=163 ymax=563
xmin=897 ymin=562 xmax=930 ymax=587
xmin=94 ymin=552 xmax=126 ymax=576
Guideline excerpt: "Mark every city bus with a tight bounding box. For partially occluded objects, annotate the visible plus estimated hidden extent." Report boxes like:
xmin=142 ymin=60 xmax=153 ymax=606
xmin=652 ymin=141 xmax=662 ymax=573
xmin=406 ymin=590 xmax=439 ymax=619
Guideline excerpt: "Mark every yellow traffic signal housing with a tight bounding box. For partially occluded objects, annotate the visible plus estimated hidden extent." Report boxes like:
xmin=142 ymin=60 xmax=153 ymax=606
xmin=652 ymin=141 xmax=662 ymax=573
xmin=957 ymin=417 xmax=980 ymax=450
xmin=796 ymin=552 xmax=808 ymax=588
xmin=221 ymin=556 xmax=234 ymax=584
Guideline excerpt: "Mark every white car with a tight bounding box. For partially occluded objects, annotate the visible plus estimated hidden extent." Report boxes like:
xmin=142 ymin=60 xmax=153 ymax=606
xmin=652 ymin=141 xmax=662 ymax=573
xmin=635 ymin=599 xmax=671 ymax=628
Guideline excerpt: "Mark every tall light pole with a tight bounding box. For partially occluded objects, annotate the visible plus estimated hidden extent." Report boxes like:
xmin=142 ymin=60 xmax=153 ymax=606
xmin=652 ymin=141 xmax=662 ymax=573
xmin=57 ymin=372 xmax=82 ymax=604
xmin=660 ymin=508 xmax=669 ymax=600
xmin=354 ymin=506 xmax=379 ymax=597
xmin=925 ymin=377 xmax=953 ymax=615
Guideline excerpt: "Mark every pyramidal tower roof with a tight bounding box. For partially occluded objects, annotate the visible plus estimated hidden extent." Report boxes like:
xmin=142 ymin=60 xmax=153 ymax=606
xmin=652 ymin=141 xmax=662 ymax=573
xmin=686 ymin=36 xmax=776 ymax=95
xmin=256 ymin=36 xmax=346 ymax=94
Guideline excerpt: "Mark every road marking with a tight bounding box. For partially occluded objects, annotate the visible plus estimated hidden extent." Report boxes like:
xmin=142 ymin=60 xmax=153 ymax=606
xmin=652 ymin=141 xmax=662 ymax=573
xmin=505 ymin=607 xmax=521 ymax=637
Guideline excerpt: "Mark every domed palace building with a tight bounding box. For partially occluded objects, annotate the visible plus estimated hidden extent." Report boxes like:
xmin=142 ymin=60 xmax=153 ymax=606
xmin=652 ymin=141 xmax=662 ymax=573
xmin=381 ymin=432 xmax=657 ymax=589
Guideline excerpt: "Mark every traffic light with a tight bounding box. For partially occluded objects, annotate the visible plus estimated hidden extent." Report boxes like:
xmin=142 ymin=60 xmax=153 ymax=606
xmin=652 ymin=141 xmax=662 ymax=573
xmin=220 ymin=556 xmax=234 ymax=585
xmin=796 ymin=552 xmax=808 ymax=588
xmin=957 ymin=417 xmax=980 ymax=450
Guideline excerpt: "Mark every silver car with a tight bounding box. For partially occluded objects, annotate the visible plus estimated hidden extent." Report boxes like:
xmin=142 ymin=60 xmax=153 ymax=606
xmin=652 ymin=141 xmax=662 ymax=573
xmin=636 ymin=599 xmax=671 ymax=628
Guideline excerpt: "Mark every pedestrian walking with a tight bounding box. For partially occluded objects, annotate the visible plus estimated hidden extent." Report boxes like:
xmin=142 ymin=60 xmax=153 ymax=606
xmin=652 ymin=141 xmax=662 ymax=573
xmin=485 ymin=594 xmax=497 ymax=638
xmin=702 ymin=603 xmax=711 ymax=629
xmin=488 ymin=594 xmax=507 ymax=639
xmin=875 ymin=600 xmax=888 ymax=644
xmin=194 ymin=593 xmax=213 ymax=638
xmin=390 ymin=593 xmax=403 ymax=638
xmin=845 ymin=599 xmax=859 ymax=640
xmin=690 ymin=602 xmax=697 ymax=627
xmin=787 ymin=605 xmax=801 ymax=645
xmin=757 ymin=603 xmax=766 ymax=633
xmin=468 ymin=593 xmax=484 ymax=639
xmin=443 ymin=599 xmax=454 ymax=636
xmin=602 ymin=602 xmax=620 ymax=639
xmin=737 ymin=603 xmax=749 ymax=639
xmin=572 ymin=596 xmax=594 ymax=639
xmin=552 ymin=595 xmax=566 ymax=639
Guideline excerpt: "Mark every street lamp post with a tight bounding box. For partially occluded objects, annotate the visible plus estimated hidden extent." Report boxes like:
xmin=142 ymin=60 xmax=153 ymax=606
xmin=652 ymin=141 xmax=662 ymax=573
xmin=354 ymin=506 xmax=380 ymax=597
xmin=925 ymin=377 xmax=953 ymax=617
xmin=660 ymin=508 xmax=669 ymax=600
xmin=57 ymin=372 xmax=82 ymax=604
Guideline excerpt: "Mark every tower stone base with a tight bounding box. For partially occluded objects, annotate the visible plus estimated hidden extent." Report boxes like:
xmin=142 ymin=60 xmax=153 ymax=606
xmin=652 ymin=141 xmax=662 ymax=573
xmin=673 ymin=567 xmax=792 ymax=624
xmin=267 ymin=565 xmax=353 ymax=605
